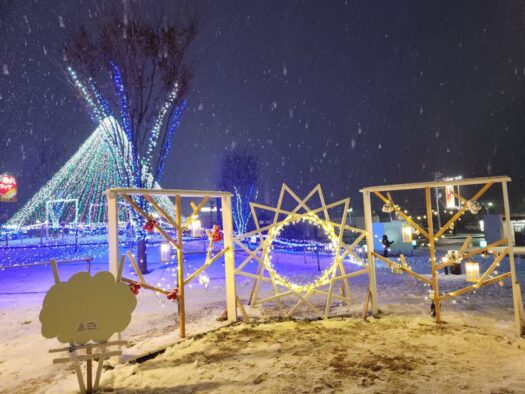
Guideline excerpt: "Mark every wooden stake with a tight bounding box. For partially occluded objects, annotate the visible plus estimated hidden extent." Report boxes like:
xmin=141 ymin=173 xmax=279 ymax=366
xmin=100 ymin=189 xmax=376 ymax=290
xmin=50 ymin=259 xmax=60 ymax=284
xmin=325 ymin=279 xmax=335 ymax=319
xmin=249 ymin=263 xmax=264 ymax=306
xmin=236 ymin=296 xmax=250 ymax=323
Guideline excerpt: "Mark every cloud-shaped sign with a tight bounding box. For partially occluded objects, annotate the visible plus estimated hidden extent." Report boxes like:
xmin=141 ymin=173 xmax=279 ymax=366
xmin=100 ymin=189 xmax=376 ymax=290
xmin=40 ymin=271 xmax=137 ymax=345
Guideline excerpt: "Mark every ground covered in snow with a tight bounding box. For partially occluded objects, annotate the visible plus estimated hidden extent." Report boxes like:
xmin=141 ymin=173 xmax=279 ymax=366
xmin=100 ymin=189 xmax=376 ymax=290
xmin=1 ymin=241 xmax=525 ymax=393
xmin=49 ymin=316 xmax=525 ymax=393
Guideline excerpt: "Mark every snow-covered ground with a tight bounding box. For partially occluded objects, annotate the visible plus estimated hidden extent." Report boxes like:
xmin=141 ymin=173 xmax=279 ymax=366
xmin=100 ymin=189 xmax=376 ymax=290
xmin=1 ymin=242 xmax=524 ymax=393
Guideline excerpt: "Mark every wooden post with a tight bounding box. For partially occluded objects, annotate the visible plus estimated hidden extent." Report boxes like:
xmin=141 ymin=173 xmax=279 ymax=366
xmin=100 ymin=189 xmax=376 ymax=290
xmin=107 ymin=190 xmax=119 ymax=277
xmin=425 ymin=187 xmax=441 ymax=323
xmin=86 ymin=347 xmax=92 ymax=393
xmin=175 ymin=195 xmax=185 ymax=338
xmin=362 ymin=191 xmax=378 ymax=314
xmin=249 ymin=263 xmax=264 ymax=306
xmin=50 ymin=259 xmax=60 ymax=284
xmin=502 ymin=182 xmax=525 ymax=336
xmin=221 ymin=194 xmax=238 ymax=322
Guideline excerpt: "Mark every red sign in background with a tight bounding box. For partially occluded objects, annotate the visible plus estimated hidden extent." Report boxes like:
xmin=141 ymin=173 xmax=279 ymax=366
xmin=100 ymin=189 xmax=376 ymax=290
xmin=0 ymin=174 xmax=17 ymax=202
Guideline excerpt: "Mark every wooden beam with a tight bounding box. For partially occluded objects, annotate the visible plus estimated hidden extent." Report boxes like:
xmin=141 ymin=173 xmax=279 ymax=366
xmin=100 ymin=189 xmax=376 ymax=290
xmin=221 ymin=194 xmax=238 ymax=323
xmin=53 ymin=351 xmax=122 ymax=364
xmin=49 ymin=340 xmax=127 ymax=353
xmin=373 ymin=252 xmax=432 ymax=285
xmin=106 ymin=188 xmax=231 ymax=198
xmin=462 ymin=238 xmax=508 ymax=260
xmin=362 ymin=287 xmax=371 ymax=320
xmin=183 ymin=247 xmax=229 ymax=285
xmin=127 ymin=251 xmax=145 ymax=284
xmin=183 ymin=196 xmax=210 ymax=229
xmin=435 ymin=182 xmax=494 ymax=239
xmin=107 ymin=190 xmax=120 ymax=278
xmin=175 ymin=195 xmax=186 ymax=338
xmin=476 ymin=249 xmax=507 ymax=286
xmin=237 ymin=270 xmax=272 ymax=282
xmin=502 ymin=181 xmax=525 ymax=336
xmin=363 ymin=190 xmax=378 ymax=314
xmin=360 ymin=176 xmax=511 ymax=193
xmin=425 ymin=187 xmax=441 ymax=323
xmin=143 ymin=194 xmax=180 ymax=231
xmin=440 ymin=272 xmax=511 ymax=301
xmin=121 ymin=277 xmax=170 ymax=295
xmin=121 ymin=194 xmax=180 ymax=251
xmin=374 ymin=191 xmax=430 ymax=239
xmin=458 ymin=235 xmax=473 ymax=256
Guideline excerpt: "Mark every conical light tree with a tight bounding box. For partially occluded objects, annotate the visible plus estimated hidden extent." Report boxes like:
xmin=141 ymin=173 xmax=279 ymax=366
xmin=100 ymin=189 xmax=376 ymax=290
xmin=8 ymin=116 xmax=174 ymax=228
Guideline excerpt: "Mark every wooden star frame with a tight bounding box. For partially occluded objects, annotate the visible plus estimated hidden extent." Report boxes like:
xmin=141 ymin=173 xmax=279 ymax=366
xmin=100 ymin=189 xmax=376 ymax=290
xmin=234 ymin=184 xmax=375 ymax=318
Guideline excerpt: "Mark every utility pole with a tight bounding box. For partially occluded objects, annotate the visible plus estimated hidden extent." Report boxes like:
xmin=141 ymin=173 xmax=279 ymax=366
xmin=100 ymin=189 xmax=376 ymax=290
xmin=431 ymin=171 xmax=442 ymax=230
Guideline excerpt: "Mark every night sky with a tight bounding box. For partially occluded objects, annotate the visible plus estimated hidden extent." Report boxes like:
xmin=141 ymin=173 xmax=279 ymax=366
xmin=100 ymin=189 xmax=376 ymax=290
xmin=1 ymin=1 xmax=525 ymax=218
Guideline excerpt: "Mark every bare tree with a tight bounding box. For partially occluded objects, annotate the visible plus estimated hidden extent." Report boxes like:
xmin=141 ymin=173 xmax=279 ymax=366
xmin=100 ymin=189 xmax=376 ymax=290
xmin=219 ymin=148 xmax=259 ymax=234
xmin=65 ymin=3 xmax=199 ymax=272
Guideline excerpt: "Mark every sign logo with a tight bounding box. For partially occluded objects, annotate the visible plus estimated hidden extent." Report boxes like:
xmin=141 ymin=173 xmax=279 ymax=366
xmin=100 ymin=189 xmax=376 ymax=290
xmin=0 ymin=174 xmax=17 ymax=202
xmin=77 ymin=322 xmax=97 ymax=332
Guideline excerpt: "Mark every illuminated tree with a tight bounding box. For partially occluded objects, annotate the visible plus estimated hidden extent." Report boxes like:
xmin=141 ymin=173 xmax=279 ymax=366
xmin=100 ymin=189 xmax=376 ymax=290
xmin=64 ymin=4 xmax=199 ymax=272
xmin=219 ymin=148 xmax=259 ymax=234
xmin=8 ymin=117 xmax=174 ymax=228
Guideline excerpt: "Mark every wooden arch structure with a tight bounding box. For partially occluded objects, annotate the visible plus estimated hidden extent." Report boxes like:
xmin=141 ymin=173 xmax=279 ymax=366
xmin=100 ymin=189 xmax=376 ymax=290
xmin=361 ymin=176 xmax=525 ymax=336
xmin=106 ymin=188 xmax=238 ymax=338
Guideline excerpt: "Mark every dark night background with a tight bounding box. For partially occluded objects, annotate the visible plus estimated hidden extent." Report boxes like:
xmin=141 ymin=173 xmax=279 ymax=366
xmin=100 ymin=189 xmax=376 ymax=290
xmin=1 ymin=1 xmax=524 ymax=219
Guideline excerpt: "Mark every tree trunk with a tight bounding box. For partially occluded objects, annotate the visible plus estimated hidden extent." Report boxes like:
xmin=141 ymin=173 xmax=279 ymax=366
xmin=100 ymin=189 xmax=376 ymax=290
xmin=137 ymin=239 xmax=148 ymax=274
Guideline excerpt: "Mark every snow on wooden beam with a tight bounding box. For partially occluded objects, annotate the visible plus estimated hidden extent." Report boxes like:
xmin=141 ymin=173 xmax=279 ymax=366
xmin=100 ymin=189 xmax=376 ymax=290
xmin=360 ymin=175 xmax=511 ymax=193
xmin=105 ymin=188 xmax=231 ymax=198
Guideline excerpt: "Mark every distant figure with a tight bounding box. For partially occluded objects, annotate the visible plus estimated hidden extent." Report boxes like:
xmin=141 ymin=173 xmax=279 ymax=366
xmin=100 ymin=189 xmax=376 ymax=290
xmin=382 ymin=234 xmax=394 ymax=257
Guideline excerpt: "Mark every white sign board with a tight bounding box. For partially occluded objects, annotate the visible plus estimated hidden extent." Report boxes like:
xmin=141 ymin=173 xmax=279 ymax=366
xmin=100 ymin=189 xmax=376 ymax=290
xmin=40 ymin=271 xmax=136 ymax=345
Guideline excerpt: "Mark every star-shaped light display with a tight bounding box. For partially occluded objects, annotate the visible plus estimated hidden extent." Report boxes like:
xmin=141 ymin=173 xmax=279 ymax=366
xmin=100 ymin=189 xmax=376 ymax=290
xmin=234 ymin=184 xmax=370 ymax=318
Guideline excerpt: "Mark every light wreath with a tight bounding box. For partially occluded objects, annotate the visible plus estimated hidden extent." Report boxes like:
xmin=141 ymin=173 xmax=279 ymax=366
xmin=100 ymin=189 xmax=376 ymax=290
xmin=263 ymin=213 xmax=339 ymax=293
xmin=234 ymin=184 xmax=371 ymax=318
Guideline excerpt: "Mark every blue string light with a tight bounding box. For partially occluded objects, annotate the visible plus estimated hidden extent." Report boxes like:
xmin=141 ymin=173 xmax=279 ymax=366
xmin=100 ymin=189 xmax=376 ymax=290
xmin=233 ymin=185 xmax=258 ymax=234
xmin=155 ymin=99 xmax=187 ymax=182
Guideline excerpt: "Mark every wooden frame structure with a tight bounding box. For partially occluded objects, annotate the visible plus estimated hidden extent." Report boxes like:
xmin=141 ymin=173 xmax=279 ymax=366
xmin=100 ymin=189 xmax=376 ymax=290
xmin=234 ymin=184 xmax=378 ymax=318
xmin=105 ymin=188 xmax=237 ymax=338
xmin=361 ymin=176 xmax=525 ymax=336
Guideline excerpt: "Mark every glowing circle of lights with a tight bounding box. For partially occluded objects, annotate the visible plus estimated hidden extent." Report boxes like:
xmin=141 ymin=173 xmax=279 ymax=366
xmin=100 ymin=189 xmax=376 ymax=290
xmin=262 ymin=213 xmax=340 ymax=293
